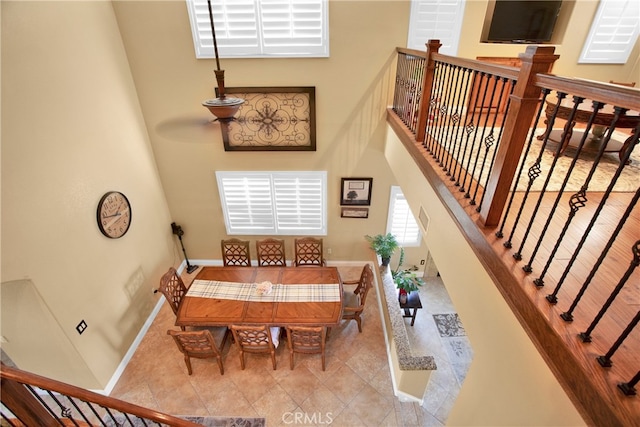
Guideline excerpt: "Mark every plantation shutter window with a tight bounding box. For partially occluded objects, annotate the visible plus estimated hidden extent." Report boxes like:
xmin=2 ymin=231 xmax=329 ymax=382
xmin=407 ymin=0 xmax=465 ymax=55
xmin=579 ymin=0 xmax=640 ymax=64
xmin=216 ymin=171 xmax=327 ymax=235
xmin=386 ymin=186 xmax=421 ymax=247
xmin=186 ymin=0 xmax=329 ymax=58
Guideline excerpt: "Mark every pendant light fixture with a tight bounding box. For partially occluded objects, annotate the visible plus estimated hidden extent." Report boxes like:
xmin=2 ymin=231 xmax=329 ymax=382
xmin=202 ymin=0 xmax=244 ymax=122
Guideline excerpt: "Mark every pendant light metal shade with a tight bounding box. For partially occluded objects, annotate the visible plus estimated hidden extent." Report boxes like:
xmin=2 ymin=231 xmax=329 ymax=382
xmin=202 ymin=0 xmax=244 ymax=122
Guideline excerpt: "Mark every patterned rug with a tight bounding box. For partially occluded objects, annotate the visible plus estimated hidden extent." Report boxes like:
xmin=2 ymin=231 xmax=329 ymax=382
xmin=518 ymin=129 xmax=639 ymax=192
xmin=432 ymin=313 xmax=466 ymax=337
xmin=455 ymin=128 xmax=639 ymax=193
xmin=103 ymin=415 xmax=265 ymax=427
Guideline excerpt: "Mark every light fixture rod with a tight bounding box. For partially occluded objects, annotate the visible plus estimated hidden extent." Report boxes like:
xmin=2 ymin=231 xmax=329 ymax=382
xmin=206 ymin=0 xmax=222 ymax=72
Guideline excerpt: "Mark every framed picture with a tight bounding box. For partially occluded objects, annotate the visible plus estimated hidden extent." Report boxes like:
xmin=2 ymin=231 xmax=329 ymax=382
xmin=341 ymin=207 xmax=369 ymax=218
xmin=215 ymin=86 xmax=316 ymax=152
xmin=341 ymin=177 xmax=373 ymax=206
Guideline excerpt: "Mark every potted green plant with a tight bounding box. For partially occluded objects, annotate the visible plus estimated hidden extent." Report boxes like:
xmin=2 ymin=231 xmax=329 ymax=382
xmin=365 ymin=233 xmax=399 ymax=266
xmin=392 ymin=248 xmax=424 ymax=303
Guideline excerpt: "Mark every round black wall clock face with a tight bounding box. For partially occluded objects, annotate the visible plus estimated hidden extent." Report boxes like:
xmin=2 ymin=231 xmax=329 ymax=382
xmin=96 ymin=191 xmax=132 ymax=239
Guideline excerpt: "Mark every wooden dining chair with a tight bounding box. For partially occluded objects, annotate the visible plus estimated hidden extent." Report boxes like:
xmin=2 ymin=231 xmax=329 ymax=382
xmin=285 ymin=326 xmax=327 ymax=371
xmin=167 ymin=329 xmax=227 ymax=375
xmin=342 ymin=264 xmax=374 ymax=332
xmin=256 ymin=238 xmax=286 ymax=267
xmin=158 ymin=267 xmax=188 ymax=331
xmin=221 ymin=238 xmax=251 ymax=266
xmin=230 ymin=325 xmax=278 ymax=370
xmin=293 ymin=237 xmax=325 ymax=267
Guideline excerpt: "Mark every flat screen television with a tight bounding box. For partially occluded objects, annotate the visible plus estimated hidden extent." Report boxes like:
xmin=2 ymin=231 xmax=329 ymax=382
xmin=483 ymin=0 xmax=563 ymax=44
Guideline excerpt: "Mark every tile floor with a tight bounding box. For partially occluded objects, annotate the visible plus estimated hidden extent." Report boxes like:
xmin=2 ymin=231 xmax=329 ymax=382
xmin=110 ymin=266 xmax=473 ymax=426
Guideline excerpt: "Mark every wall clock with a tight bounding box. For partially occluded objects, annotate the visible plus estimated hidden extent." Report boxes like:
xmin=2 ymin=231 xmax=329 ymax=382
xmin=96 ymin=191 xmax=131 ymax=239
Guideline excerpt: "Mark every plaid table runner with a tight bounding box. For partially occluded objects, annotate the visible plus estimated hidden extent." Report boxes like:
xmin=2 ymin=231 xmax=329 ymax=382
xmin=187 ymin=280 xmax=341 ymax=302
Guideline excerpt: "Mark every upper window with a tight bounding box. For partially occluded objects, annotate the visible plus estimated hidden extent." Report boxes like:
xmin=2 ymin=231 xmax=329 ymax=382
xmin=407 ymin=0 xmax=465 ymax=55
xmin=216 ymin=171 xmax=327 ymax=235
xmin=579 ymin=0 xmax=639 ymax=64
xmin=185 ymin=0 xmax=329 ymax=58
xmin=386 ymin=186 xmax=421 ymax=247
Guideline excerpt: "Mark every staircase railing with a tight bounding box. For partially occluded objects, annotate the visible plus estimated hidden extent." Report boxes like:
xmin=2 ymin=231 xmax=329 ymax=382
xmin=1 ymin=363 xmax=203 ymax=427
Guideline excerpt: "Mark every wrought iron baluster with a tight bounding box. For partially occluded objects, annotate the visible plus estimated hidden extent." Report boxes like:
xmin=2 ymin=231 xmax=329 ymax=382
xmin=439 ymin=64 xmax=460 ymax=172
xmin=449 ymin=67 xmax=473 ymax=182
xmin=466 ymin=75 xmax=500 ymax=205
xmin=550 ymin=118 xmax=638 ymax=291
xmin=472 ymin=76 xmax=511 ymax=209
xmin=556 ymin=186 xmax=640 ymax=314
xmin=443 ymin=65 xmax=465 ymax=176
xmin=596 ymin=309 xmax=640 ymax=367
xmin=497 ymin=88 xmax=550 ymax=241
xmin=460 ymin=73 xmax=490 ymax=196
xmin=618 ymin=370 xmax=640 ymax=396
xmin=578 ymin=240 xmax=640 ymax=342
xmin=512 ymin=92 xmax=569 ymax=261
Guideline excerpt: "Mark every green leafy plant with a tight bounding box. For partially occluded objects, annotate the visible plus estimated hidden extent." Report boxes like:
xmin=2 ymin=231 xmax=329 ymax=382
xmin=392 ymin=248 xmax=424 ymax=293
xmin=365 ymin=233 xmax=399 ymax=266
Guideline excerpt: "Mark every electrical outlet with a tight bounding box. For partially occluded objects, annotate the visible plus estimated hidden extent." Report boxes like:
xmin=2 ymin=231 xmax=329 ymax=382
xmin=420 ymin=259 xmax=425 ymax=265
xmin=76 ymin=320 xmax=87 ymax=335
xmin=327 ymin=248 xmax=332 ymax=255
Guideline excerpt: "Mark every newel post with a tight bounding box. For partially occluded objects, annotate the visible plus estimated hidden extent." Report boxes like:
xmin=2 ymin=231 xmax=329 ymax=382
xmin=479 ymin=45 xmax=559 ymax=226
xmin=415 ymin=39 xmax=442 ymax=143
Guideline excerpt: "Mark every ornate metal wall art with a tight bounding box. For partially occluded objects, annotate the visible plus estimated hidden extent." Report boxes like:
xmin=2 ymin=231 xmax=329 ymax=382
xmin=216 ymin=87 xmax=316 ymax=151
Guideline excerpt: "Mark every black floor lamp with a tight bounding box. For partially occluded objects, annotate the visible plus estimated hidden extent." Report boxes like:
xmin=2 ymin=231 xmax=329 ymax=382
xmin=171 ymin=222 xmax=199 ymax=274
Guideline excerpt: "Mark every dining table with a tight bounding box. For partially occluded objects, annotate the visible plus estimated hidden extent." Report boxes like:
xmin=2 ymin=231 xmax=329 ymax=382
xmin=175 ymin=266 xmax=343 ymax=328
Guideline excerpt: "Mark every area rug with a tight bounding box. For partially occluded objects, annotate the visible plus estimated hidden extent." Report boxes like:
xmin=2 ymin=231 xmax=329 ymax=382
xmin=516 ymin=129 xmax=639 ymax=193
xmin=102 ymin=415 xmax=265 ymax=427
xmin=432 ymin=313 xmax=466 ymax=337
xmin=438 ymin=127 xmax=639 ymax=193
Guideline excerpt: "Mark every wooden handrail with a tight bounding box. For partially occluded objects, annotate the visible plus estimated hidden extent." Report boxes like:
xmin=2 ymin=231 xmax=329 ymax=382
xmin=0 ymin=364 xmax=202 ymax=426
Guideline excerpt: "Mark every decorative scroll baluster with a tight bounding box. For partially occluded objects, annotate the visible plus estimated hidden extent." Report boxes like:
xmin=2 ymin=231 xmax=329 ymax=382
xmin=449 ymin=67 xmax=473 ymax=183
xmin=466 ymin=75 xmax=500 ymax=205
xmin=475 ymin=77 xmax=513 ymax=211
xmin=619 ymin=371 xmax=640 ymax=396
xmin=511 ymin=92 xmax=568 ymax=260
xmin=459 ymin=73 xmax=490 ymax=195
xmin=578 ymin=240 xmax=640 ymax=342
xmin=443 ymin=66 xmax=465 ymax=176
xmin=519 ymin=95 xmax=586 ymax=270
xmin=439 ymin=64 xmax=460 ymax=171
xmin=596 ymin=310 xmax=640 ymax=367
xmin=548 ymin=120 xmax=638 ymax=293
xmin=424 ymin=61 xmax=443 ymax=153
xmin=555 ymin=186 xmax=640 ymax=314
xmin=497 ymin=88 xmax=551 ymax=242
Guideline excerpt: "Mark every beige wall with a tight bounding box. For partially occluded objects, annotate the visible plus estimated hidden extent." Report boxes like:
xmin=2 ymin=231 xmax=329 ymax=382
xmin=384 ymin=129 xmax=585 ymax=426
xmin=111 ymin=0 xmax=411 ymax=266
xmin=1 ymin=1 xmax=175 ymax=388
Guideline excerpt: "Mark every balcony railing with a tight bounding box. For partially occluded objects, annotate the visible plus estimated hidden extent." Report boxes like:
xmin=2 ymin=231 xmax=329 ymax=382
xmin=389 ymin=40 xmax=639 ymax=426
